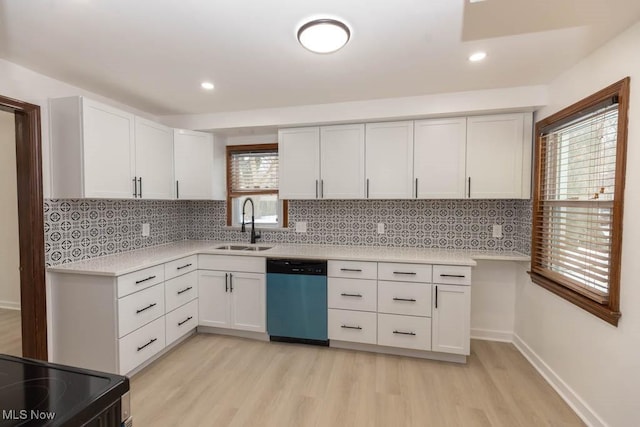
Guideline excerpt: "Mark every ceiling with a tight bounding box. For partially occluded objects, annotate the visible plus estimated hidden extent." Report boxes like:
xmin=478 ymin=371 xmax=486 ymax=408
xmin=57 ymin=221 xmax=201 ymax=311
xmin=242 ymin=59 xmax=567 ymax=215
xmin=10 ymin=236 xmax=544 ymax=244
xmin=1 ymin=0 xmax=639 ymax=116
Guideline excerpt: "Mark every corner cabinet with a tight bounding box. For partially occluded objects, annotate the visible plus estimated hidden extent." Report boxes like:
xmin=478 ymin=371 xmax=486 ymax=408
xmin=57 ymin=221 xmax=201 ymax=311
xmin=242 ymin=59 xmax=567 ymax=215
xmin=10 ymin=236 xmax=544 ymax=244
xmin=173 ymin=129 xmax=226 ymax=200
xmin=279 ymin=125 xmax=365 ymax=199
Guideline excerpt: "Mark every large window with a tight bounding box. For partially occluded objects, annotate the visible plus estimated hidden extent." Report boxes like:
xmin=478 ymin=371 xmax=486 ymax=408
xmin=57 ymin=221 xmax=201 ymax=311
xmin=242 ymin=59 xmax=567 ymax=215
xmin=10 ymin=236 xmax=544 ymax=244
xmin=226 ymin=144 xmax=287 ymax=228
xmin=531 ymin=78 xmax=629 ymax=326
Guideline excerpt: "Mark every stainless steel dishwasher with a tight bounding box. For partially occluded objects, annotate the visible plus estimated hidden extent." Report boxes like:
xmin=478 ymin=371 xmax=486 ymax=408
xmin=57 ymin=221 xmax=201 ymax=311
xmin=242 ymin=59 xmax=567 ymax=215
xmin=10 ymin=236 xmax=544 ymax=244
xmin=266 ymin=259 xmax=328 ymax=345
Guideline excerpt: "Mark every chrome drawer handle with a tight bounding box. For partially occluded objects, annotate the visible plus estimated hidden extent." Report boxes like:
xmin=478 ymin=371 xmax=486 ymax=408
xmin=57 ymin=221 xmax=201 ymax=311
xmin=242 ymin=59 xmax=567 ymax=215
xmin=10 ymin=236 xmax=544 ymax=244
xmin=341 ymin=293 xmax=362 ymax=298
xmin=392 ymin=297 xmax=417 ymax=302
xmin=341 ymin=325 xmax=362 ymax=330
xmin=136 ymin=303 xmax=157 ymax=314
xmin=137 ymin=338 xmax=157 ymax=352
xmin=393 ymin=330 xmax=416 ymax=336
xmin=177 ymin=286 xmax=193 ymax=295
xmin=440 ymin=274 xmax=465 ymax=278
xmin=178 ymin=316 xmax=193 ymax=327
xmin=135 ymin=275 xmax=156 ymax=284
xmin=340 ymin=268 xmax=362 ymax=272
xmin=393 ymin=271 xmax=417 ymax=275
xmin=177 ymin=263 xmax=193 ymax=270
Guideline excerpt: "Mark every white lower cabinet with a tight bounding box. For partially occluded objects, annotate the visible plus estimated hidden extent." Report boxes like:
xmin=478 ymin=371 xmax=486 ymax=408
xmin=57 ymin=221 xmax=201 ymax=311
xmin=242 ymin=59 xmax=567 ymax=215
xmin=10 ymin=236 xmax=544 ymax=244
xmin=377 ymin=313 xmax=431 ymax=351
xmin=166 ymin=299 xmax=198 ymax=346
xmin=198 ymin=256 xmax=266 ymax=333
xmin=431 ymin=284 xmax=471 ymax=355
xmin=328 ymin=309 xmax=377 ymax=344
xmin=119 ymin=317 xmax=166 ymax=376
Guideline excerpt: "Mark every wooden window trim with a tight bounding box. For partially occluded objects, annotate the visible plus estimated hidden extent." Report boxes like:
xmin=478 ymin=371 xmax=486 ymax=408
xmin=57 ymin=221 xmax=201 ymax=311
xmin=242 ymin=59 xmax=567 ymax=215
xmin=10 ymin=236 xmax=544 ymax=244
xmin=530 ymin=77 xmax=630 ymax=326
xmin=226 ymin=143 xmax=288 ymax=227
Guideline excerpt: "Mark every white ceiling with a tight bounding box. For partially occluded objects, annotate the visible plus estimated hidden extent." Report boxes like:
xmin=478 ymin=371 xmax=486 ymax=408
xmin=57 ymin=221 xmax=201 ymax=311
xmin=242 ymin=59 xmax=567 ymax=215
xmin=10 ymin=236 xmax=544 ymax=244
xmin=1 ymin=0 xmax=639 ymax=116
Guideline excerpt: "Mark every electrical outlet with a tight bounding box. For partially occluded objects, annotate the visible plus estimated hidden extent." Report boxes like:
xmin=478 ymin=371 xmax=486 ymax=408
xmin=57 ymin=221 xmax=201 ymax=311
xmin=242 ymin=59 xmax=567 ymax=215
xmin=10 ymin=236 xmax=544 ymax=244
xmin=492 ymin=224 xmax=502 ymax=238
xmin=295 ymin=221 xmax=307 ymax=233
xmin=142 ymin=223 xmax=150 ymax=237
xmin=377 ymin=223 xmax=385 ymax=234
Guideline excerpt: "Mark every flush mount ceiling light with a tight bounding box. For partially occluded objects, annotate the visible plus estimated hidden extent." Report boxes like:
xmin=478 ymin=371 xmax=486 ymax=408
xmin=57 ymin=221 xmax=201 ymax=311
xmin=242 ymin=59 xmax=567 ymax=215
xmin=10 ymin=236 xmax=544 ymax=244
xmin=297 ymin=18 xmax=350 ymax=54
xmin=469 ymin=51 xmax=487 ymax=62
xmin=201 ymin=81 xmax=215 ymax=90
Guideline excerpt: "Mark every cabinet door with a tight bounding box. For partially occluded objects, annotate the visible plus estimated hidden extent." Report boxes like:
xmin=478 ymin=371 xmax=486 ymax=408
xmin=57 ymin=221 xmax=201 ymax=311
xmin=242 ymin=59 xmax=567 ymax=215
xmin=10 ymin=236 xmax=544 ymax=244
xmin=198 ymin=271 xmax=230 ymax=328
xmin=174 ymin=129 xmax=214 ymax=199
xmin=365 ymin=121 xmax=414 ymax=199
xmin=414 ymin=118 xmax=466 ymax=199
xmin=320 ymin=124 xmax=365 ymax=199
xmin=82 ymin=98 xmax=135 ymax=198
xmin=134 ymin=117 xmax=174 ymax=199
xmin=466 ymin=114 xmax=526 ymax=198
xmin=278 ymin=127 xmax=320 ymax=199
xmin=431 ymin=284 xmax=470 ymax=355
xmin=229 ymin=272 xmax=265 ymax=332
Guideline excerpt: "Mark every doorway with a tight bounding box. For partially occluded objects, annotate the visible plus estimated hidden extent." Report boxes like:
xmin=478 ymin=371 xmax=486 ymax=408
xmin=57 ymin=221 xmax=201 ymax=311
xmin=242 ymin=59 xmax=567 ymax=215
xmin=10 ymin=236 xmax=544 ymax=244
xmin=0 ymin=94 xmax=47 ymax=360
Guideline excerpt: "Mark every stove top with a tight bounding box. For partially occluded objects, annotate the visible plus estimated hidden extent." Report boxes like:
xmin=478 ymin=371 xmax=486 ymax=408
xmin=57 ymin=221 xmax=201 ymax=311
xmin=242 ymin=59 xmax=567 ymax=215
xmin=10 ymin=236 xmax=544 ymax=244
xmin=0 ymin=354 xmax=129 ymax=427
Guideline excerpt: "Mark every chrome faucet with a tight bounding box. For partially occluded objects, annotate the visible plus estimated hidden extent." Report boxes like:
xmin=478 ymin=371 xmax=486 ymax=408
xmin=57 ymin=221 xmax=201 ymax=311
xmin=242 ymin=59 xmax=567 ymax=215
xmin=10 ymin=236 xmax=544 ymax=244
xmin=241 ymin=197 xmax=261 ymax=244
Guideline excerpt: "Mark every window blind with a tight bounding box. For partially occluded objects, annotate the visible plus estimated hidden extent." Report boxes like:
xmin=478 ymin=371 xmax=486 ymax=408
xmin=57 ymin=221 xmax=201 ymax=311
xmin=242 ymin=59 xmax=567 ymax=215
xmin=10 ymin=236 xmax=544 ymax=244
xmin=229 ymin=150 xmax=279 ymax=194
xmin=533 ymin=103 xmax=619 ymax=303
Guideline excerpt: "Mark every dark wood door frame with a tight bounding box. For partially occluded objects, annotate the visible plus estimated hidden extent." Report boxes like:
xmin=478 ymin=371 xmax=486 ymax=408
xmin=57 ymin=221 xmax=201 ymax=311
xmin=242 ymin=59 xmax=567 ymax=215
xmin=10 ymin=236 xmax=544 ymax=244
xmin=0 ymin=94 xmax=47 ymax=360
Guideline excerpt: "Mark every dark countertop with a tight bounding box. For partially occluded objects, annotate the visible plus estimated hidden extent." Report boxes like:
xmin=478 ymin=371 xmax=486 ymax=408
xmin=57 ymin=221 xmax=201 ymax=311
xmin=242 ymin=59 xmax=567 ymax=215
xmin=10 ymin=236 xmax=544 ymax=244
xmin=0 ymin=354 xmax=129 ymax=427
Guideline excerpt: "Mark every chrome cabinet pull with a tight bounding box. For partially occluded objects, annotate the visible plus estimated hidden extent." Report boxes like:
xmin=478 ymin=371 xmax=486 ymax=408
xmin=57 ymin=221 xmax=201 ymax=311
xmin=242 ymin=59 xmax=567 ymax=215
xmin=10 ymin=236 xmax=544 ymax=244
xmin=393 ymin=271 xmax=417 ymax=275
xmin=135 ymin=275 xmax=156 ymax=284
xmin=340 ymin=293 xmax=363 ymax=298
xmin=136 ymin=303 xmax=157 ymax=314
xmin=178 ymin=316 xmax=193 ymax=327
xmin=393 ymin=297 xmax=417 ymax=302
xmin=137 ymin=338 xmax=157 ymax=352
xmin=177 ymin=286 xmax=192 ymax=295
xmin=341 ymin=325 xmax=362 ymax=330
xmin=177 ymin=263 xmax=192 ymax=270
xmin=393 ymin=330 xmax=416 ymax=336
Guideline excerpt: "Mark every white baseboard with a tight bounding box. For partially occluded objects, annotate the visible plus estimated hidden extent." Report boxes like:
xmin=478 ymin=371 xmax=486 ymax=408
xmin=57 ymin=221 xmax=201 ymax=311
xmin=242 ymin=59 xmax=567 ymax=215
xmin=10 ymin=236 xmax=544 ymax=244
xmin=0 ymin=301 xmax=20 ymax=310
xmin=471 ymin=328 xmax=513 ymax=342
xmin=512 ymin=334 xmax=607 ymax=427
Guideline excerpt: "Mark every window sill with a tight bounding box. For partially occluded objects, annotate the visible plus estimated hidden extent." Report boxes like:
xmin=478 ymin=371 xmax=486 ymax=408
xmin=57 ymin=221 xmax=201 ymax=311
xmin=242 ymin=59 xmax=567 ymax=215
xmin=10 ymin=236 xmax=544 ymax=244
xmin=223 ymin=226 xmax=291 ymax=232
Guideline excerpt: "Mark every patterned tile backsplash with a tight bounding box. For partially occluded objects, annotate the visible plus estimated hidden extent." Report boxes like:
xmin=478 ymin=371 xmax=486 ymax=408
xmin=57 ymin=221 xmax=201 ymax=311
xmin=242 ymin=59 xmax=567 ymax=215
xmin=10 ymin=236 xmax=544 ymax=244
xmin=45 ymin=198 xmax=533 ymax=266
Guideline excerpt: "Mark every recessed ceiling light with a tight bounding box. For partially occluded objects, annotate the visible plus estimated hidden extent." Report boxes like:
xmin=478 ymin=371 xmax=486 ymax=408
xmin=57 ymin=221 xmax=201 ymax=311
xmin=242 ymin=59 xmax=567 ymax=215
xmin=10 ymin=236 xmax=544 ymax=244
xmin=297 ymin=18 xmax=350 ymax=54
xmin=469 ymin=52 xmax=487 ymax=62
xmin=201 ymin=82 xmax=215 ymax=90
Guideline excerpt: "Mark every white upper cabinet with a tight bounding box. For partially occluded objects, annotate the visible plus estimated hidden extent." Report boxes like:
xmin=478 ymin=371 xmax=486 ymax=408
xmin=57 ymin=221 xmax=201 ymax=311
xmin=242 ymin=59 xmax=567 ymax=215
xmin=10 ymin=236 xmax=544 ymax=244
xmin=134 ymin=117 xmax=174 ymax=200
xmin=279 ymin=125 xmax=364 ymax=199
xmin=174 ymin=129 xmax=225 ymax=200
xmin=320 ymin=124 xmax=365 ymax=199
xmin=50 ymin=97 xmax=136 ymax=199
xmin=466 ymin=113 xmax=532 ymax=199
xmin=365 ymin=121 xmax=414 ymax=199
xmin=279 ymin=127 xmax=320 ymax=199
xmin=414 ymin=118 xmax=467 ymax=199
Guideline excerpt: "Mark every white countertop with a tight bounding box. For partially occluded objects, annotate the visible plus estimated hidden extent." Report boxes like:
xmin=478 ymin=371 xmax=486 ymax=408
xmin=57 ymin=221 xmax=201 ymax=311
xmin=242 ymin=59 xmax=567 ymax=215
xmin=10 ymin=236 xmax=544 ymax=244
xmin=46 ymin=240 xmax=530 ymax=277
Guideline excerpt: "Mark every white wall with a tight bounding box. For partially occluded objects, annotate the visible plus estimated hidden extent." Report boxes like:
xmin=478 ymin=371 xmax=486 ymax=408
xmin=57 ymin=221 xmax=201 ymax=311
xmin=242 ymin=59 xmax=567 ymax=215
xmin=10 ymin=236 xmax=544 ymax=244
xmin=515 ymin=21 xmax=640 ymax=427
xmin=0 ymin=110 xmax=21 ymax=310
xmin=0 ymin=58 xmax=158 ymax=198
xmin=162 ymin=85 xmax=548 ymax=131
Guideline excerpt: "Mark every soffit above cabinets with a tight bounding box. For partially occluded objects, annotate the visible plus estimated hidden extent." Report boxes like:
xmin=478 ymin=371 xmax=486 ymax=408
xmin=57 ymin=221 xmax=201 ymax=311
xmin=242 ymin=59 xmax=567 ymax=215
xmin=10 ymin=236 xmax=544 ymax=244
xmin=1 ymin=0 xmax=639 ymax=115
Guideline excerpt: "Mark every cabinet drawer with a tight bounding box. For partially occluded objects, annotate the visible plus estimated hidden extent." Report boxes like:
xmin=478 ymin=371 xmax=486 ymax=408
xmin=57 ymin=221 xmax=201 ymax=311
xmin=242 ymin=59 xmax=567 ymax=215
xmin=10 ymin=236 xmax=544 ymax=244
xmin=377 ymin=313 xmax=431 ymax=351
xmin=117 ymin=265 xmax=165 ymax=298
xmin=118 ymin=316 xmax=165 ymax=375
xmin=198 ymin=255 xmax=265 ymax=273
xmin=378 ymin=281 xmax=432 ymax=317
xmin=118 ymin=284 xmax=165 ymax=338
xmin=328 ymin=278 xmax=377 ymax=312
xmin=432 ymin=265 xmax=472 ymax=285
xmin=378 ymin=263 xmax=432 ymax=283
xmin=328 ymin=309 xmax=377 ymax=344
xmin=165 ymin=271 xmax=198 ymax=313
xmin=328 ymin=260 xmax=377 ymax=280
xmin=165 ymin=255 xmax=198 ymax=281
xmin=166 ymin=299 xmax=198 ymax=346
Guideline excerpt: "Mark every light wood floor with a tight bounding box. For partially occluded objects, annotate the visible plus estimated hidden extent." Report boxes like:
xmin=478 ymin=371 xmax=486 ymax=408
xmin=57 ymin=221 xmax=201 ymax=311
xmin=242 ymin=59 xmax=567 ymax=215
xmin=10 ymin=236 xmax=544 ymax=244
xmin=0 ymin=308 xmax=21 ymax=357
xmin=131 ymin=334 xmax=583 ymax=427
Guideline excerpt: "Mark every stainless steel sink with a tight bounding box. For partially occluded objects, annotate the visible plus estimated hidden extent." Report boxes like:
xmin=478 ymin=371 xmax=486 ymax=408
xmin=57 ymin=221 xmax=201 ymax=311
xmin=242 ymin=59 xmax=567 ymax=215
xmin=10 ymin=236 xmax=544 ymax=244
xmin=214 ymin=244 xmax=272 ymax=251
